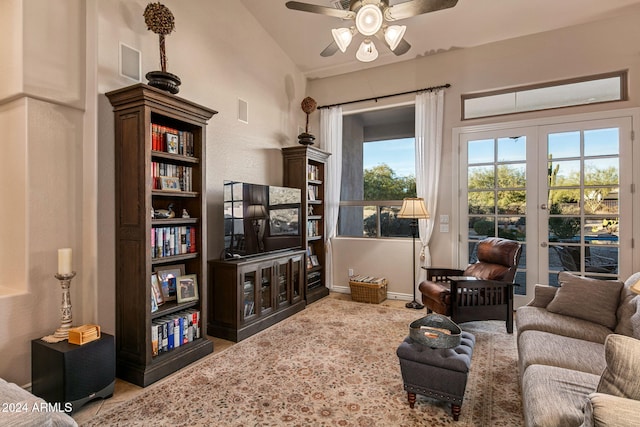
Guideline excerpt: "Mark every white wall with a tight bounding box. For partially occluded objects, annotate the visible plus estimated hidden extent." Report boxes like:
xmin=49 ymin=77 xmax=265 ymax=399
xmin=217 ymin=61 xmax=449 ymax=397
xmin=308 ymin=4 xmax=640 ymax=298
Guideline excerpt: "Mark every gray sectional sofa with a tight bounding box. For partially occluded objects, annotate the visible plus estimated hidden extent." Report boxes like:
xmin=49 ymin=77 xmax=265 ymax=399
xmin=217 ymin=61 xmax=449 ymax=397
xmin=516 ymin=271 xmax=640 ymax=427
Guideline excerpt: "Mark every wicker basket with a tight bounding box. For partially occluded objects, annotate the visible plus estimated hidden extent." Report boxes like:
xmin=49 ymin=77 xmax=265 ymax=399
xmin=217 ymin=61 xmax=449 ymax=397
xmin=349 ymin=278 xmax=387 ymax=304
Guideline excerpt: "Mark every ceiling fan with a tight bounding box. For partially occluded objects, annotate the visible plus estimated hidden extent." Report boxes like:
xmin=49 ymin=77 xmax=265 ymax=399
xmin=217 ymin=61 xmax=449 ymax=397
xmin=285 ymin=0 xmax=459 ymax=62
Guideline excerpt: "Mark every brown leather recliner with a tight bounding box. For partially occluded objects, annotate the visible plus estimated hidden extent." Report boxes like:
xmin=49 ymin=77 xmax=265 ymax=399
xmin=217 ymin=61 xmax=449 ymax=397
xmin=418 ymin=237 xmax=522 ymax=333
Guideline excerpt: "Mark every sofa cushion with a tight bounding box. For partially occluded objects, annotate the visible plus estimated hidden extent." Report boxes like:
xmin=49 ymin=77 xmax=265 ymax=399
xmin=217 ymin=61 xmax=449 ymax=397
xmin=518 ymin=330 xmax=606 ymax=377
xmin=516 ymin=306 xmax=612 ymax=344
xmin=546 ymin=272 xmax=623 ymax=330
xmin=522 ymin=364 xmax=600 ymax=427
xmin=597 ymin=334 xmax=640 ymax=399
xmin=583 ymin=393 xmax=640 ymax=427
xmin=613 ymin=272 xmax=640 ymax=337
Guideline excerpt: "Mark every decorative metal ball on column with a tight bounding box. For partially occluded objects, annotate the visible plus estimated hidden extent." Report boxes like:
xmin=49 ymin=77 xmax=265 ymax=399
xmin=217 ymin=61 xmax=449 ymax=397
xmin=298 ymin=97 xmax=317 ymax=145
xmin=144 ymin=2 xmax=181 ymax=94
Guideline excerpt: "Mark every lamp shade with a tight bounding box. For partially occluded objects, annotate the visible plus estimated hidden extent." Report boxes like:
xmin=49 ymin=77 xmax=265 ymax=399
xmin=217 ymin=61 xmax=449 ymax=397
xmin=355 ymin=4 xmax=383 ymax=36
xmin=384 ymin=25 xmax=406 ymax=51
xmin=331 ymin=27 xmax=353 ymax=53
xmin=356 ymin=39 xmax=378 ymax=62
xmin=246 ymin=204 xmax=267 ymax=219
xmin=631 ymin=278 xmax=640 ymax=295
xmin=397 ymin=198 xmax=430 ymax=219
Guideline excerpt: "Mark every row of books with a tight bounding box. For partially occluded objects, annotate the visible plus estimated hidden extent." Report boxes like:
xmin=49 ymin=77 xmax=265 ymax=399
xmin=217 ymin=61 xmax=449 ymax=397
xmin=307 ymin=164 xmax=321 ymax=181
xmin=151 ymin=309 xmax=201 ymax=357
xmin=151 ymin=123 xmax=195 ymax=156
xmin=152 ymin=161 xmax=193 ymax=192
xmin=307 ymin=220 xmax=320 ymax=237
xmin=151 ymin=226 xmax=197 ymax=259
xmin=307 ymin=185 xmax=320 ymax=201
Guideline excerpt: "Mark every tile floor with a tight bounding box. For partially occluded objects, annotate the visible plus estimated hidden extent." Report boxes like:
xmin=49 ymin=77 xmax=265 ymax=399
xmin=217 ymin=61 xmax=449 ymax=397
xmin=71 ymin=293 xmax=414 ymax=424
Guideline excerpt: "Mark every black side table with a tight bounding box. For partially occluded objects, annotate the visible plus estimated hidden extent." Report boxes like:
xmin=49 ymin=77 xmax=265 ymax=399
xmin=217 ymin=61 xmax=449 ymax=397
xmin=31 ymin=332 xmax=115 ymax=413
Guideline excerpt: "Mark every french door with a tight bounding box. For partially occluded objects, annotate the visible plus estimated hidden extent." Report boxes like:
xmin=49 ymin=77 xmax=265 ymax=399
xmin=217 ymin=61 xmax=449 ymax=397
xmin=457 ymin=112 xmax=634 ymax=306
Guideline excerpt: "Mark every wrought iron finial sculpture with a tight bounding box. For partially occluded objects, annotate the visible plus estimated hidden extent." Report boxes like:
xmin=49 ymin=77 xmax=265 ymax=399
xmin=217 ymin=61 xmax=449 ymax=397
xmin=144 ymin=2 xmax=181 ymax=94
xmin=298 ymin=96 xmax=317 ymax=145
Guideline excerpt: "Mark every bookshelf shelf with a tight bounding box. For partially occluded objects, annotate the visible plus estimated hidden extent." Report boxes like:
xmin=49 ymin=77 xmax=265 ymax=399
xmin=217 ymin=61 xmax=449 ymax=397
xmin=282 ymin=146 xmax=331 ymax=304
xmin=107 ymin=84 xmax=217 ymax=387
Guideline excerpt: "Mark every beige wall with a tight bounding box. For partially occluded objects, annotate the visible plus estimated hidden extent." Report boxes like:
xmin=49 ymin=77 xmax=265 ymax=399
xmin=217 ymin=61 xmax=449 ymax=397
xmin=308 ymin=4 xmax=640 ymax=297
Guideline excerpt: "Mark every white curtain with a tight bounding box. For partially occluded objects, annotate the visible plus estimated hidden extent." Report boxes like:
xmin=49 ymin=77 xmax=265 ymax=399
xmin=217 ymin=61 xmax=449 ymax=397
xmin=320 ymin=106 xmax=343 ymax=289
xmin=415 ymin=90 xmax=444 ymax=284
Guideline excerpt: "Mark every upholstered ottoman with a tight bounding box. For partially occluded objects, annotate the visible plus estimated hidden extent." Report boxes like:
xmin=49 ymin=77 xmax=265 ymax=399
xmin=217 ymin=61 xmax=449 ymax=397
xmin=396 ymin=331 xmax=476 ymax=421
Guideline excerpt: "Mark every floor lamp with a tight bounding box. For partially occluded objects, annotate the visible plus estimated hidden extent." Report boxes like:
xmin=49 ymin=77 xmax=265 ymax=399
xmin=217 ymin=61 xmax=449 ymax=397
xmin=398 ymin=197 xmax=430 ymax=310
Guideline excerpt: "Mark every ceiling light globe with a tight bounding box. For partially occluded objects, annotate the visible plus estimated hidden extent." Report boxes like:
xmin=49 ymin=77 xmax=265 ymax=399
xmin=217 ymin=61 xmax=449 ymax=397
xmin=356 ymin=39 xmax=378 ymax=62
xmin=331 ymin=28 xmax=353 ymax=53
xmin=384 ymin=25 xmax=406 ymax=51
xmin=355 ymin=4 xmax=383 ymax=36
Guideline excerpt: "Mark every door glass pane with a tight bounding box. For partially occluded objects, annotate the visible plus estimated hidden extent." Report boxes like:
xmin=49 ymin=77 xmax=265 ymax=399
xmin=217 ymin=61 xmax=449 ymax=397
xmin=497 ymin=164 xmax=526 ymax=188
xmin=497 ymin=137 xmax=526 ymax=162
xmin=584 ymin=159 xmax=619 ymax=186
xmin=551 ymin=160 xmax=580 ymax=186
xmin=277 ymin=263 xmax=287 ymax=304
xmin=497 ymin=191 xmax=526 ymax=214
xmin=468 ymin=191 xmax=494 ymax=214
xmin=468 ymin=139 xmax=494 ymax=164
xmin=261 ymin=267 xmax=272 ymax=311
xmin=498 ymin=216 xmax=526 ymax=241
xmin=468 ymin=166 xmax=495 ymax=189
xmin=548 ymin=131 xmax=580 ymax=158
xmin=243 ymin=272 xmax=255 ymax=318
xmin=292 ymin=257 xmax=301 ymax=299
xmin=584 ymin=188 xmax=619 ymax=214
xmin=469 ymin=216 xmax=495 ymax=239
xmin=584 ymin=128 xmax=619 ymax=156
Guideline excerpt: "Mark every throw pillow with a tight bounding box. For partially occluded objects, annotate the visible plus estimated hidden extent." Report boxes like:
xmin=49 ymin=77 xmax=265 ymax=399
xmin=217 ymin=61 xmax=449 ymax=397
xmin=614 ymin=272 xmax=640 ymax=336
xmin=546 ymin=272 xmax=623 ymax=329
xmin=528 ymin=284 xmax=558 ymax=308
xmin=597 ymin=334 xmax=640 ymax=399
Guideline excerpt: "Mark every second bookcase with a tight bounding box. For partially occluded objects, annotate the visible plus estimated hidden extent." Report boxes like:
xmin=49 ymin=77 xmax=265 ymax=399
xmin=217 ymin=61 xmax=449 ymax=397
xmin=282 ymin=146 xmax=331 ymax=304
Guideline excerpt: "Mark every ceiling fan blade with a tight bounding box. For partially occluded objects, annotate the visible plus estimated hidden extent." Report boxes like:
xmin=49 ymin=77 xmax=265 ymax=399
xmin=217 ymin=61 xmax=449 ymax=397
xmin=320 ymin=41 xmax=339 ymax=57
xmin=374 ymin=29 xmax=410 ymax=56
xmin=393 ymin=38 xmax=411 ymax=56
xmin=286 ymin=1 xmax=355 ymax=19
xmin=384 ymin=0 xmax=458 ymax=21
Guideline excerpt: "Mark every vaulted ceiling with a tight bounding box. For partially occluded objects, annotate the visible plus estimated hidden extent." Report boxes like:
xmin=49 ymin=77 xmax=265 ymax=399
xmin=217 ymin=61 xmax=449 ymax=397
xmin=240 ymin=0 xmax=640 ymax=80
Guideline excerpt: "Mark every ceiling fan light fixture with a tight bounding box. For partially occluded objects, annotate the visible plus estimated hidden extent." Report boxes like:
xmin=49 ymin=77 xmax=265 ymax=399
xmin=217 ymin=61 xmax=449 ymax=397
xmin=356 ymin=39 xmax=378 ymax=62
xmin=384 ymin=25 xmax=406 ymax=51
xmin=355 ymin=4 xmax=383 ymax=36
xmin=331 ymin=27 xmax=353 ymax=53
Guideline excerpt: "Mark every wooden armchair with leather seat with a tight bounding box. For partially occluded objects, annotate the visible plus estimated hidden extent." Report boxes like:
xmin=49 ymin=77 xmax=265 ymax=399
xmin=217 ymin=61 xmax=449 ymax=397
xmin=418 ymin=237 xmax=522 ymax=333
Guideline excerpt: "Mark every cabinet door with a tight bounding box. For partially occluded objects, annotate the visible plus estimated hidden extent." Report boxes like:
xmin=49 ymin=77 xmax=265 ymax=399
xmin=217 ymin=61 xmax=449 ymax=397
xmin=275 ymin=259 xmax=290 ymax=308
xmin=240 ymin=269 xmax=257 ymax=322
xmin=290 ymin=255 xmax=304 ymax=304
xmin=259 ymin=264 xmax=274 ymax=315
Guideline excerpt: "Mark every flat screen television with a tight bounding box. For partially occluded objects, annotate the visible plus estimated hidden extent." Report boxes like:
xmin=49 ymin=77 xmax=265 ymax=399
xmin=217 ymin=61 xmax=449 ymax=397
xmin=223 ymin=180 xmax=302 ymax=259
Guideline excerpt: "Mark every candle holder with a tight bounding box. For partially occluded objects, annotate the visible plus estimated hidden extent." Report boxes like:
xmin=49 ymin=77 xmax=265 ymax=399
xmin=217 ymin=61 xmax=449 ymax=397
xmin=52 ymin=272 xmax=76 ymax=339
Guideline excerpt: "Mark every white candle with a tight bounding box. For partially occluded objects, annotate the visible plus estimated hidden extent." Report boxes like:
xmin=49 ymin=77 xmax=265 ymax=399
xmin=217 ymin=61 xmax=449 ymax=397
xmin=58 ymin=248 xmax=72 ymax=275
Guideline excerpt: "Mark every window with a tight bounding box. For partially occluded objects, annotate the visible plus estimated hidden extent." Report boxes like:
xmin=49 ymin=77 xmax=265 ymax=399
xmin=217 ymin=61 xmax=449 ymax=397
xmin=462 ymin=71 xmax=627 ymax=120
xmin=338 ymin=105 xmax=416 ymax=237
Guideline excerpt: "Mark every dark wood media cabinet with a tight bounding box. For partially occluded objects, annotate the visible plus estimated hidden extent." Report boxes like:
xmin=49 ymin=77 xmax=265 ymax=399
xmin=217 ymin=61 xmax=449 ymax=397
xmin=208 ymin=249 xmax=306 ymax=342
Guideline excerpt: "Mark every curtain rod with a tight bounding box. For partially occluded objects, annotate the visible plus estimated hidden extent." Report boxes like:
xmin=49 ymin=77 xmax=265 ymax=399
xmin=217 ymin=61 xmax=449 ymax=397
xmin=317 ymin=83 xmax=451 ymax=109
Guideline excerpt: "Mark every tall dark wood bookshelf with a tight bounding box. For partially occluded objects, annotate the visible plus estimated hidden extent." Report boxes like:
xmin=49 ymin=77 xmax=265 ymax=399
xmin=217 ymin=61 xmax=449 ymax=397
xmin=106 ymin=84 xmax=216 ymax=387
xmin=282 ymin=146 xmax=331 ymax=304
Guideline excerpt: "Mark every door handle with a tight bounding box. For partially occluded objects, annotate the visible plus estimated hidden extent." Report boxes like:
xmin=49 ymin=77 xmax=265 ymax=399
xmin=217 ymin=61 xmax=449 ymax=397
xmin=541 ymin=242 xmax=548 ymax=248
xmin=540 ymin=204 xmax=548 ymax=210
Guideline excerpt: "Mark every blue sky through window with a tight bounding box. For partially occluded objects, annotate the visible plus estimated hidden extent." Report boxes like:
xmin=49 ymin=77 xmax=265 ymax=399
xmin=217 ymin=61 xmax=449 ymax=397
xmin=363 ymin=138 xmax=416 ymax=177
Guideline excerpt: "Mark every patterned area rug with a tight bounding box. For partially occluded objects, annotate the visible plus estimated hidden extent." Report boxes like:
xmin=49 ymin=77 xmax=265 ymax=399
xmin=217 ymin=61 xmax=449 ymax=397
xmin=82 ymin=298 xmax=523 ymax=426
